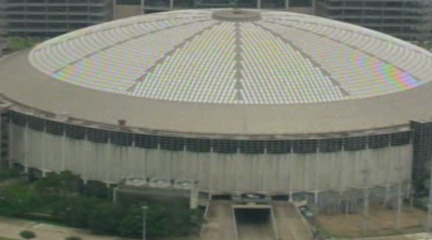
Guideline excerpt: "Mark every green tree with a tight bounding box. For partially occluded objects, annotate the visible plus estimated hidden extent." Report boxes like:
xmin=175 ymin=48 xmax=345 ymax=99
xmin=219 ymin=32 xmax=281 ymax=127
xmin=65 ymin=236 xmax=82 ymax=240
xmin=7 ymin=37 xmax=41 ymax=51
xmin=82 ymin=181 xmax=111 ymax=199
xmin=0 ymin=168 xmax=20 ymax=181
xmin=147 ymin=205 xmax=170 ymax=237
xmin=51 ymin=197 xmax=97 ymax=228
xmin=35 ymin=171 xmax=81 ymax=197
xmin=118 ymin=206 xmax=143 ymax=237
xmin=19 ymin=230 xmax=36 ymax=239
xmin=86 ymin=201 xmax=124 ymax=234
xmin=0 ymin=185 xmax=39 ymax=216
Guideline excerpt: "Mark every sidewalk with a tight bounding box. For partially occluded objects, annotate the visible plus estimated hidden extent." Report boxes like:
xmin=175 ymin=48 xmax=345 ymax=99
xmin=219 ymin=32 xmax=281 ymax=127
xmin=344 ymin=233 xmax=432 ymax=240
xmin=0 ymin=217 xmax=120 ymax=240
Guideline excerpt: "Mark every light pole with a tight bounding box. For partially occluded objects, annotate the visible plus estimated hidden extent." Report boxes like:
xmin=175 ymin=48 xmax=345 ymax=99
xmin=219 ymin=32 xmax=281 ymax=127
xmin=142 ymin=206 xmax=148 ymax=240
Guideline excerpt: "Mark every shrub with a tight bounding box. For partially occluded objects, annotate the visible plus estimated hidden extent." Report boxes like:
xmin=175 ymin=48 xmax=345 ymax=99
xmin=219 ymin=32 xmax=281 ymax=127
xmin=7 ymin=37 xmax=41 ymax=51
xmin=82 ymin=181 xmax=111 ymax=199
xmin=65 ymin=236 xmax=82 ymax=240
xmin=0 ymin=185 xmax=40 ymax=216
xmin=0 ymin=168 xmax=20 ymax=181
xmin=19 ymin=230 xmax=36 ymax=239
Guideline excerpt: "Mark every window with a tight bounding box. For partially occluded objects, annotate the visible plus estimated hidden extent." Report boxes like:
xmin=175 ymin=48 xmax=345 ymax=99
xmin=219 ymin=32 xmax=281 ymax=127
xmin=368 ymin=134 xmax=390 ymax=149
xmin=134 ymin=134 xmax=158 ymax=148
xmin=293 ymin=140 xmax=317 ymax=153
xmin=27 ymin=116 xmax=44 ymax=131
xmin=213 ymin=139 xmax=237 ymax=153
xmin=46 ymin=120 xmax=65 ymax=135
xmin=319 ymin=138 xmax=342 ymax=152
xmin=344 ymin=136 xmax=366 ymax=151
xmin=266 ymin=140 xmax=291 ymax=154
xmin=159 ymin=136 xmax=184 ymax=151
xmin=186 ymin=138 xmax=211 ymax=152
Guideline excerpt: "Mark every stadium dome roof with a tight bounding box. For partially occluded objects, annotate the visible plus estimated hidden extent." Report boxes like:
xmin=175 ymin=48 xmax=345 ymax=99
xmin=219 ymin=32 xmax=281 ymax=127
xmin=1 ymin=9 xmax=432 ymax=137
xmin=29 ymin=9 xmax=432 ymax=105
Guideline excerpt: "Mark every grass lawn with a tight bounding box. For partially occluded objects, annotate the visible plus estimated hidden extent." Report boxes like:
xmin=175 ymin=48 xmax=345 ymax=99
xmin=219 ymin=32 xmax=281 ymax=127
xmin=0 ymin=237 xmax=16 ymax=240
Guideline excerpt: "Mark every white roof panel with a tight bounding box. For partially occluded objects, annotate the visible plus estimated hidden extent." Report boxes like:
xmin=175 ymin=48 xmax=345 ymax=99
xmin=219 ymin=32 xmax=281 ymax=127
xmin=28 ymin=9 xmax=432 ymax=105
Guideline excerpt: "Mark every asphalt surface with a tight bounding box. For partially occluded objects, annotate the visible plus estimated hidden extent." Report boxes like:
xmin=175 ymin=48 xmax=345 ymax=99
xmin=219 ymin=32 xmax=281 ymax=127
xmin=236 ymin=218 xmax=274 ymax=240
xmin=200 ymin=201 xmax=236 ymax=240
xmin=273 ymin=202 xmax=313 ymax=240
xmin=0 ymin=217 xmax=117 ymax=240
xmin=200 ymin=201 xmax=313 ymax=240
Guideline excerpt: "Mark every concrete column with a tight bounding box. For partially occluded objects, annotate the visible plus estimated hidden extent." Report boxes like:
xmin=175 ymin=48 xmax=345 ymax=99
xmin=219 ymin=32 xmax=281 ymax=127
xmin=405 ymin=183 xmax=411 ymax=199
xmin=345 ymin=199 xmax=349 ymax=215
xmin=170 ymin=0 xmax=174 ymax=10
xmin=289 ymin=191 xmax=293 ymax=202
xmin=156 ymin=143 xmax=161 ymax=177
xmin=0 ymin=112 xmax=8 ymax=169
xmin=24 ymin=124 xmax=29 ymax=172
xmin=209 ymin=147 xmax=214 ymax=193
xmin=141 ymin=0 xmax=145 ymax=14
xmin=337 ymin=190 xmax=344 ymax=214
xmin=41 ymin=126 xmax=46 ymax=173
xmin=262 ymin=147 xmax=267 ymax=192
xmin=84 ymin=134 xmax=89 ymax=182
xmin=257 ymin=0 xmax=261 ymax=9
xmin=6 ymin=119 xmax=11 ymax=168
xmin=314 ymin=146 xmax=320 ymax=193
xmin=61 ymin=130 xmax=66 ymax=171
xmin=179 ymin=144 xmax=187 ymax=180
xmin=312 ymin=0 xmax=316 ymax=14
xmin=407 ymin=183 xmax=414 ymax=208
xmin=384 ymin=185 xmax=390 ymax=205
xmin=113 ymin=186 xmax=118 ymax=202
xmin=427 ymin=165 xmax=432 ymax=232
xmin=285 ymin=0 xmax=289 ymax=10
xmin=288 ymin=154 xmax=293 ymax=197
xmin=395 ymin=183 xmax=402 ymax=230
xmin=112 ymin=0 xmax=117 ymax=19
xmin=129 ymin=140 xmax=136 ymax=178
xmin=314 ymin=191 xmax=319 ymax=207
xmin=0 ymin=114 xmax=2 ymax=168
xmin=190 ymin=183 xmax=199 ymax=209
xmin=362 ymin=188 xmax=369 ymax=234
xmin=235 ymin=147 xmax=240 ymax=192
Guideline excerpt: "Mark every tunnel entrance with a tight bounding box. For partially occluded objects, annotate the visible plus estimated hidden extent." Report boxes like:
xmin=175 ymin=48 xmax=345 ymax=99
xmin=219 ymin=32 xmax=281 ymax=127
xmin=233 ymin=204 xmax=277 ymax=240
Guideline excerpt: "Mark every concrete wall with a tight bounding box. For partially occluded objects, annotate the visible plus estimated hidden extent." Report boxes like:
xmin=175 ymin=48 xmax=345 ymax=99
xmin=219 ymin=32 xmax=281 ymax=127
xmin=8 ymin=123 xmax=413 ymax=194
xmin=0 ymin=39 xmax=6 ymax=57
xmin=114 ymin=5 xmax=142 ymax=19
xmin=288 ymin=7 xmax=313 ymax=15
xmin=0 ymin=0 xmax=114 ymax=37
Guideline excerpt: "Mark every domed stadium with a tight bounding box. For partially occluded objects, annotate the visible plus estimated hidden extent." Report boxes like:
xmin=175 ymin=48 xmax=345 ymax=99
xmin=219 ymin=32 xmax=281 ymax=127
xmin=0 ymin=9 xmax=432 ymax=207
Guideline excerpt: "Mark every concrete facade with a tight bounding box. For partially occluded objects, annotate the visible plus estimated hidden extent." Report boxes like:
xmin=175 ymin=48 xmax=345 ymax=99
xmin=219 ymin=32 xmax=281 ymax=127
xmin=315 ymin=0 xmax=432 ymax=41
xmin=114 ymin=0 xmax=432 ymax=41
xmin=7 ymin=110 xmax=413 ymax=197
xmin=114 ymin=0 xmax=313 ymax=16
xmin=2 ymin=0 xmax=430 ymax=41
xmin=114 ymin=4 xmax=142 ymax=19
xmin=0 ymin=0 xmax=114 ymax=37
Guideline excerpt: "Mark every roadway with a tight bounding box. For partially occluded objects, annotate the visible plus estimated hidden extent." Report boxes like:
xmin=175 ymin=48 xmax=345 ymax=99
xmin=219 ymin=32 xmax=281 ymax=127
xmin=200 ymin=200 xmax=313 ymax=240
xmin=200 ymin=201 xmax=237 ymax=240
xmin=273 ymin=202 xmax=313 ymax=240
